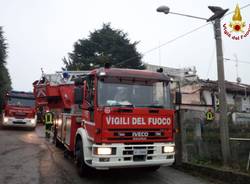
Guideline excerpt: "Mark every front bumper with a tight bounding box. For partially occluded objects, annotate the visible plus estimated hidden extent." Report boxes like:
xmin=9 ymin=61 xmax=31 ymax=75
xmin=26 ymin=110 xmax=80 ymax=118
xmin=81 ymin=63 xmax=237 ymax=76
xmin=2 ymin=115 xmax=37 ymax=128
xmin=90 ymin=143 xmax=175 ymax=169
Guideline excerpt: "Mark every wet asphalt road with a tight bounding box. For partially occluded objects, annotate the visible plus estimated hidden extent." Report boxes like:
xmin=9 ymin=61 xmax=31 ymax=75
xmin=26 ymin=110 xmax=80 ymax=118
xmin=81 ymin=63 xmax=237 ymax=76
xmin=0 ymin=125 xmax=214 ymax=184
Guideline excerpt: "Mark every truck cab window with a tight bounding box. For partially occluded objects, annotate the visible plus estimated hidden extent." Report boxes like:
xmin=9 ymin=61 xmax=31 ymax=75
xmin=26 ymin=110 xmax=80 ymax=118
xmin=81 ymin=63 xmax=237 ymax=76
xmin=85 ymin=77 xmax=94 ymax=106
xmin=97 ymin=78 xmax=171 ymax=108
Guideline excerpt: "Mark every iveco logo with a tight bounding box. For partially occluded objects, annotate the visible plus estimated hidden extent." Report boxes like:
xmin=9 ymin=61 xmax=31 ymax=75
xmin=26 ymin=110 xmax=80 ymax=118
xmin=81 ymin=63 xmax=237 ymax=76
xmin=132 ymin=132 xmax=149 ymax=137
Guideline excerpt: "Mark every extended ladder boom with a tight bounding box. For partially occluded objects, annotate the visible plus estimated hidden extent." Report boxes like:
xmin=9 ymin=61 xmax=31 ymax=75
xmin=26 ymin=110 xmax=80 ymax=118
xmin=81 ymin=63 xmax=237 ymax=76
xmin=36 ymin=70 xmax=90 ymax=86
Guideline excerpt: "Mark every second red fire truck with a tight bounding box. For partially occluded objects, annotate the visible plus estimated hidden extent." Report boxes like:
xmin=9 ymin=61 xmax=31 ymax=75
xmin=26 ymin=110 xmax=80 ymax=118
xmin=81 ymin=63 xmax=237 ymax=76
xmin=33 ymin=66 xmax=175 ymax=175
xmin=1 ymin=91 xmax=36 ymax=129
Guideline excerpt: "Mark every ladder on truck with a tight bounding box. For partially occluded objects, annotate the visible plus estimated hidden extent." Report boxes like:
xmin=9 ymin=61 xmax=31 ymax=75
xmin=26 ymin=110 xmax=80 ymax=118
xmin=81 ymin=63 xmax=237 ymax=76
xmin=33 ymin=70 xmax=90 ymax=125
xmin=37 ymin=70 xmax=90 ymax=86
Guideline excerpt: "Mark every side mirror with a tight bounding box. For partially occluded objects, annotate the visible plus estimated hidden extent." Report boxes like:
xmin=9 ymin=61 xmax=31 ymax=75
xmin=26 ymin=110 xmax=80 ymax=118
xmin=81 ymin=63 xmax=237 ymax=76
xmin=74 ymin=87 xmax=83 ymax=105
xmin=175 ymin=92 xmax=182 ymax=105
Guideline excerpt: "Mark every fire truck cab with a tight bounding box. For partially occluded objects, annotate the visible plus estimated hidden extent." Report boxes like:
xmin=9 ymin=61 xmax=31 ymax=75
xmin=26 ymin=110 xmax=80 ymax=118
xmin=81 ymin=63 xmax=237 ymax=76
xmin=33 ymin=67 xmax=175 ymax=175
xmin=1 ymin=91 xmax=37 ymax=129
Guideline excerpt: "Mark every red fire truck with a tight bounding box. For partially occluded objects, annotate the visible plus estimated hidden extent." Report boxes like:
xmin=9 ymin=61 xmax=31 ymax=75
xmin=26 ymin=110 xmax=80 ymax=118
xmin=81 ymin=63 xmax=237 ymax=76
xmin=1 ymin=91 xmax=37 ymax=129
xmin=33 ymin=66 xmax=175 ymax=175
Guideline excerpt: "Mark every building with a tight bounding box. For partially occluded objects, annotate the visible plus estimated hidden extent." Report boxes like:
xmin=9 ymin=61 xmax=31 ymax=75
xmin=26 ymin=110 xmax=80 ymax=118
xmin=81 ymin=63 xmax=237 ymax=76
xmin=145 ymin=63 xmax=198 ymax=81
xmin=145 ymin=63 xmax=250 ymax=123
xmin=179 ymin=79 xmax=250 ymax=124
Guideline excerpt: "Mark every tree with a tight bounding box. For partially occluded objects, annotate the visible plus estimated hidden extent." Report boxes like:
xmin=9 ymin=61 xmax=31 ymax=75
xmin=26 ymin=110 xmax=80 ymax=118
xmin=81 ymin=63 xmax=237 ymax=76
xmin=63 ymin=23 xmax=145 ymax=70
xmin=0 ymin=27 xmax=12 ymax=112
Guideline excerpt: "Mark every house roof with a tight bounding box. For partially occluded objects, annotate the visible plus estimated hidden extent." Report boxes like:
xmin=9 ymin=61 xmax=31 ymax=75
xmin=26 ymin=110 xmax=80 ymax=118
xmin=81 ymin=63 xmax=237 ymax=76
xmin=199 ymin=79 xmax=250 ymax=95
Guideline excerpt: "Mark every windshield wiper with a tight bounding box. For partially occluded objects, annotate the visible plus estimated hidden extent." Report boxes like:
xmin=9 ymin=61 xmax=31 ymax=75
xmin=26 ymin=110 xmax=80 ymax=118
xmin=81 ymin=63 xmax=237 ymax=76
xmin=135 ymin=105 xmax=164 ymax=108
xmin=148 ymin=105 xmax=164 ymax=108
xmin=111 ymin=104 xmax=134 ymax=108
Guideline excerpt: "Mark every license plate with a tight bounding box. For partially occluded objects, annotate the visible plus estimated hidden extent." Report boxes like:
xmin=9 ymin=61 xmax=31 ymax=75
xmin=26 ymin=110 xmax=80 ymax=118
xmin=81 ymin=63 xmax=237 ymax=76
xmin=13 ymin=121 xmax=25 ymax=124
xmin=134 ymin=149 xmax=147 ymax=155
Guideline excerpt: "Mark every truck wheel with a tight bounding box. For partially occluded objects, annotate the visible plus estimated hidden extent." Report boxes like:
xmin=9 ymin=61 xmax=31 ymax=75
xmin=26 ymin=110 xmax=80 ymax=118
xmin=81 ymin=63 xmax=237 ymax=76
xmin=55 ymin=137 xmax=61 ymax=148
xmin=144 ymin=166 xmax=160 ymax=172
xmin=64 ymin=149 xmax=69 ymax=159
xmin=75 ymin=139 xmax=89 ymax=177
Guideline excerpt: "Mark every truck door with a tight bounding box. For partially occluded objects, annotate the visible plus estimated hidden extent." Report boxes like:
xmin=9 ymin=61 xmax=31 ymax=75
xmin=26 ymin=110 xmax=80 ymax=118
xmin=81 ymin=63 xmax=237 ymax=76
xmin=85 ymin=76 xmax=94 ymax=122
xmin=82 ymin=76 xmax=96 ymax=140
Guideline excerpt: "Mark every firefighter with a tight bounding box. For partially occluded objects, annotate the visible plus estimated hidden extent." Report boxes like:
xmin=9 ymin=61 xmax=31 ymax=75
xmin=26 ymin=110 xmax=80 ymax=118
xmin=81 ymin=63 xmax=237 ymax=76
xmin=114 ymin=87 xmax=129 ymax=102
xmin=44 ymin=111 xmax=53 ymax=138
xmin=215 ymin=98 xmax=220 ymax=112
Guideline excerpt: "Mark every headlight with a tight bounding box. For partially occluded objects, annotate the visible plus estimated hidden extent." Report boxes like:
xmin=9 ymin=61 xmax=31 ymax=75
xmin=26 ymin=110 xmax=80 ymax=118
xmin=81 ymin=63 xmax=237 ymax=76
xmin=57 ymin=119 xmax=62 ymax=126
xmin=99 ymin=72 xmax=106 ymax=76
xmin=3 ymin=117 xmax=9 ymax=123
xmin=31 ymin=119 xmax=36 ymax=124
xmin=96 ymin=147 xmax=112 ymax=155
xmin=163 ymin=146 xmax=174 ymax=153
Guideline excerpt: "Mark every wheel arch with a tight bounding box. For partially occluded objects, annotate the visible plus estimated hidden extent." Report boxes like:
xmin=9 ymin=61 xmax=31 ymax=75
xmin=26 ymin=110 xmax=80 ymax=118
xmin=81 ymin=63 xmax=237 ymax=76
xmin=75 ymin=128 xmax=93 ymax=163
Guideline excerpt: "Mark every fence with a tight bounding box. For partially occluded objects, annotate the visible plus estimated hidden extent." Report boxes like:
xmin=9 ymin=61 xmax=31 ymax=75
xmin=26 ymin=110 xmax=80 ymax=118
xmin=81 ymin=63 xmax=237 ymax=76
xmin=178 ymin=109 xmax=250 ymax=172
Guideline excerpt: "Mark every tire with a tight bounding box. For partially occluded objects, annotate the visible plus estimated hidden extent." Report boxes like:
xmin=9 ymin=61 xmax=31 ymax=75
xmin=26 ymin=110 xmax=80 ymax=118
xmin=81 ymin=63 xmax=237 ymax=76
xmin=0 ymin=123 xmax=3 ymax=130
xmin=75 ymin=139 xmax=90 ymax=177
xmin=144 ymin=166 xmax=160 ymax=172
xmin=0 ymin=115 xmax=4 ymax=129
xmin=29 ymin=127 xmax=36 ymax=131
xmin=55 ymin=137 xmax=61 ymax=148
xmin=53 ymin=127 xmax=61 ymax=148
xmin=64 ymin=150 xmax=69 ymax=159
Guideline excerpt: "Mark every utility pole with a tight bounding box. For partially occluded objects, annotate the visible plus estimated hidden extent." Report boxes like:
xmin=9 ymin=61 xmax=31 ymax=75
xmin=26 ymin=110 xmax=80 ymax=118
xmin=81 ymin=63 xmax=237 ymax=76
xmin=157 ymin=5 xmax=231 ymax=166
xmin=213 ymin=18 xmax=230 ymax=165
xmin=174 ymin=81 xmax=182 ymax=165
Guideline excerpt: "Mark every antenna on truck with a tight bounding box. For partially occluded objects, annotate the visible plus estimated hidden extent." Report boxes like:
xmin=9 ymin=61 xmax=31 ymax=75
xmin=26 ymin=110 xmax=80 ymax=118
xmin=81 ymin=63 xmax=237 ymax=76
xmin=41 ymin=68 xmax=45 ymax=76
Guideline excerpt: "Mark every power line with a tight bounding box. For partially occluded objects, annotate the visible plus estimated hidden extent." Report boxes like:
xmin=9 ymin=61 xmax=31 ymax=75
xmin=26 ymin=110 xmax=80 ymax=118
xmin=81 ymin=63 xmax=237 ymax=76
xmin=116 ymin=23 xmax=211 ymax=66
xmin=144 ymin=24 xmax=211 ymax=55
xmin=206 ymin=47 xmax=215 ymax=78
xmin=224 ymin=58 xmax=250 ymax=65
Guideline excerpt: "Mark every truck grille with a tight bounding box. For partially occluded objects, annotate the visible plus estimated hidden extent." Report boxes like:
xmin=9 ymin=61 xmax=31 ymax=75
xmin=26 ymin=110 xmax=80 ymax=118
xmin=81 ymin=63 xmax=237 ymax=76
xmin=15 ymin=115 xmax=26 ymax=119
xmin=122 ymin=145 xmax=155 ymax=162
xmin=14 ymin=112 xmax=27 ymax=119
xmin=13 ymin=121 xmax=26 ymax=124
xmin=107 ymin=129 xmax=168 ymax=141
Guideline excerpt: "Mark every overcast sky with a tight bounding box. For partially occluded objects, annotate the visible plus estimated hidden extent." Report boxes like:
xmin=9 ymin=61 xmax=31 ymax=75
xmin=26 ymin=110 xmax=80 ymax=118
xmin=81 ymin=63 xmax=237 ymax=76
xmin=0 ymin=0 xmax=250 ymax=91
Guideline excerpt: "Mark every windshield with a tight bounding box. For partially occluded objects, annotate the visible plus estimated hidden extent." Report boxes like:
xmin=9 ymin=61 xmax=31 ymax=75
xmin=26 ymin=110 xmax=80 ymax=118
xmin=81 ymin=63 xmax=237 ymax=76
xmin=7 ymin=97 xmax=35 ymax=107
xmin=98 ymin=78 xmax=172 ymax=108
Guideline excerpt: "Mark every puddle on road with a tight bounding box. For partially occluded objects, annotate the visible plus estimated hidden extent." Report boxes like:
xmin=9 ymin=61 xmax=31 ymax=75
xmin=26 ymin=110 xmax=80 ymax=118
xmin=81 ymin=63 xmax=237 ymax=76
xmin=20 ymin=125 xmax=47 ymax=144
xmin=20 ymin=132 xmax=42 ymax=144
